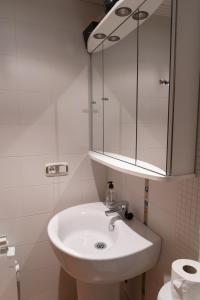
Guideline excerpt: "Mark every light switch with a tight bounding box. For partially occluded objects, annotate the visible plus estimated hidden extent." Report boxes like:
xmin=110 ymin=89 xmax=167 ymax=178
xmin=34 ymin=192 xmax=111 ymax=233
xmin=45 ymin=163 xmax=68 ymax=177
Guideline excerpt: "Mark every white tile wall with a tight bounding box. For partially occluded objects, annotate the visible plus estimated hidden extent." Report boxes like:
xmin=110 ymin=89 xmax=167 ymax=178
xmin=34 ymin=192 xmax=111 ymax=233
xmin=0 ymin=1 xmax=198 ymax=300
xmin=0 ymin=19 xmax=16 ymax=55
xmin=108 ymin=165 xmax=200 ymax=300
xmin=0 ymin=1 xmax=105 ymax=300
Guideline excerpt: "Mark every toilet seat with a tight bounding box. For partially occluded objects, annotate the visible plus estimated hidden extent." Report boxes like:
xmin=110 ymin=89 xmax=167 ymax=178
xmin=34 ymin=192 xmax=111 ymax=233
xmin=157 ymin=282 xmax=173 ymax=300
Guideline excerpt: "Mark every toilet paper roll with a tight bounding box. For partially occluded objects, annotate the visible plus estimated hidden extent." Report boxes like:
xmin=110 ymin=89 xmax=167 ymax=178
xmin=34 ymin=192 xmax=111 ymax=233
xmin=171 ymin=259 xmax=200 ymax=300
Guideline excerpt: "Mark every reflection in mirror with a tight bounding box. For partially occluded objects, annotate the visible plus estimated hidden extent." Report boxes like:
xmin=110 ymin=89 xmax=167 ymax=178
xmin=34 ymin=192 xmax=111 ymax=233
xmin=137 ymin=0 xmax=172 ymax=174
xmin=91 ymin=45 xmax=104 ymax=153
xmin=102 ymin=27 xmax=137 ymax=164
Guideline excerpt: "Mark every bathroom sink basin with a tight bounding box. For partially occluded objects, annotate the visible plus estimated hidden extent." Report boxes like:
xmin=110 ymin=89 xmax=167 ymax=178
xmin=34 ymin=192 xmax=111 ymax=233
xmin=48 ymin=202 xmax=161 ymax=284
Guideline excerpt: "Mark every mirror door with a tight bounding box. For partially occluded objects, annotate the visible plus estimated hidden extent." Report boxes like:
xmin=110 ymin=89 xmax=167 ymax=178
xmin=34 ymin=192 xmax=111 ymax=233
xmin=102 ymin=21 xmax=138 ymax=164
xmin=136 ymin=0 xmax=172 ymax=174
xmin=91 ymin=45 xmax=104 ymax=153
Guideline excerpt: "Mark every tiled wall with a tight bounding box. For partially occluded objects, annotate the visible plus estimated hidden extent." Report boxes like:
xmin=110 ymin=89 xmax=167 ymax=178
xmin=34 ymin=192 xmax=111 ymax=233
xmin=0 ymin=1 xmax=199 ymax=300
xmin=107 ymin=107 xmax=200 ymax=299
xmin=0 ymin=1 xmax=106 ymax=300
xmin=108 ymin=150 xmax=200 ymax=299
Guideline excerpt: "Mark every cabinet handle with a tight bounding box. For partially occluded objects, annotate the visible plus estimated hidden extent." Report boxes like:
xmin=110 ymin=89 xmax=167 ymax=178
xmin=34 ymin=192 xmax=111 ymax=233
xmin=159 ymin=79 xmax=170 ymax=85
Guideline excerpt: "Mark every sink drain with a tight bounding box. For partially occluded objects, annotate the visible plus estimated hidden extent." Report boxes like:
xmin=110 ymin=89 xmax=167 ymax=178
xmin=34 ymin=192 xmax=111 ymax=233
xmin=94 ymin=242 xmax=107 ymax=249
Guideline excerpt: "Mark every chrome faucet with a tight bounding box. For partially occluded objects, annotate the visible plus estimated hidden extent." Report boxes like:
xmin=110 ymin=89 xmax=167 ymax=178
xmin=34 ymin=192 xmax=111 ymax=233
xmin=108 ymin=215 xmax=122 ymax=231
xmin=105 ymin=201 xmax=128 ymax=219
xmin=105 ymin=201 xmax=134 ymax=231
xmin=105 ymin=200 xmax=134 ymax=220
xmin=104 ymin=181 xmax=134 ymax=226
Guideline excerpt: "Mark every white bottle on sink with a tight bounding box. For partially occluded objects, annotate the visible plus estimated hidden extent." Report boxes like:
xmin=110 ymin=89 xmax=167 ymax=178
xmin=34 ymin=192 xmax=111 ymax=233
xmin=105 ymin=181 xmax=117 ymax=208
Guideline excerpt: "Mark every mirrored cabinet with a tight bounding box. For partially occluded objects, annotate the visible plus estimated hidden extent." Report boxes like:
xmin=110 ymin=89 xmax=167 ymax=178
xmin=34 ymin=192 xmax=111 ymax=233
xmin=89 ymin=0 xmax=200 ymax=180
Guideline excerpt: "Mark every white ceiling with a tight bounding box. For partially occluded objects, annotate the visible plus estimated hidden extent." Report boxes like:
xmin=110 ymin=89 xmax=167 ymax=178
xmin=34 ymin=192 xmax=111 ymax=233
xmin=92 ymin=0 xmax=104 ymax=3
xmin=80 ymin=0 xmax=103 ymax=5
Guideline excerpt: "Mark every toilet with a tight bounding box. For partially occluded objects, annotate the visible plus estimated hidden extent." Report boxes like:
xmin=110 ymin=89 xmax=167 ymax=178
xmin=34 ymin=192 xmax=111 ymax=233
xmin=157 ymin=282 xmax=173 ymax=300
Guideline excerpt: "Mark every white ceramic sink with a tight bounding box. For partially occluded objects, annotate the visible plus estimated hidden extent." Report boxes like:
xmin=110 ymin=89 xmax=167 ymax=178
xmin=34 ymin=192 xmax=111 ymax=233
xmin=48 ymin=202 xmax=161 ymax=300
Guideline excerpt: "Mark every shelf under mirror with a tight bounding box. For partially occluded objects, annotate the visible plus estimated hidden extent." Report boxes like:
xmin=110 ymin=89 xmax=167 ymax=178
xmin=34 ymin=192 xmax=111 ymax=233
xmin=89 ymin=151 xmax=195 ymax=182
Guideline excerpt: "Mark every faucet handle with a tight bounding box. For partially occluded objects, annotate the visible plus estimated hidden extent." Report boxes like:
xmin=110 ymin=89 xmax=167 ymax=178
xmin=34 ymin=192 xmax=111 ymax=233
xmin=115 ymin=200 xmax=128 ymax=210
xmin=106 ymin=200 xmax=127 ymax=211
xmin=105 ymin=200 xmax=134 ymax=220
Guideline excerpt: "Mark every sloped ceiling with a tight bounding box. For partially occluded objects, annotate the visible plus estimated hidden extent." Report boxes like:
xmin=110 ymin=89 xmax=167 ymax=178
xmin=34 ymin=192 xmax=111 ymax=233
xmin=80 ymin=0 xmax=104 ymax=5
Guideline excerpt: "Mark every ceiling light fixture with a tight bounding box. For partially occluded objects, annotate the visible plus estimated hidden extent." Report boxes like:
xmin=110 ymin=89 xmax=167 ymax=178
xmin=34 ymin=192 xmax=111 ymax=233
xmin=132 ymin=11 xmax=149 ymax=21
xmin=93 ymin=33 xmax=106 ymax=39
xmin=108 ymin=35 xmax=120 ymax=42
xmin=115 ymin=7 xmax=132 ymax=17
